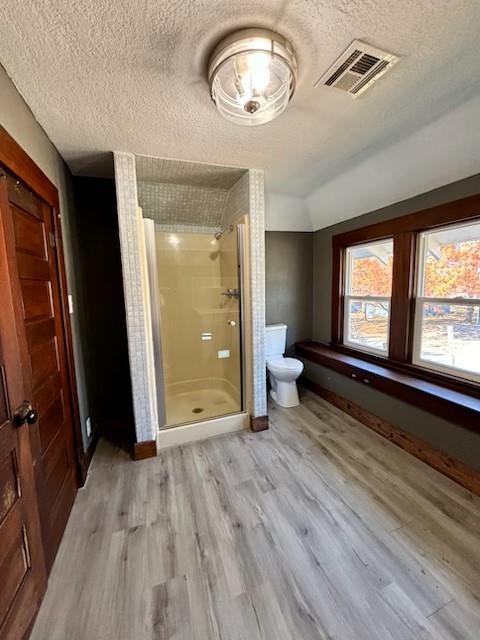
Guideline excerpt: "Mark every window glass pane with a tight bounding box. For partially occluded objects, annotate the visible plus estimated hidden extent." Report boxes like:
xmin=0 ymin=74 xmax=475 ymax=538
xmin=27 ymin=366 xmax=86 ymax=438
xmin=417 ymin=302 xmax=480 ymax=377
xmin=346 ymin=240 xmax=393 ymax=296
xmin=346 ymin=299 xmax=389 ymax=353
xmin=422 ymin=222 xmax=480 ymax=298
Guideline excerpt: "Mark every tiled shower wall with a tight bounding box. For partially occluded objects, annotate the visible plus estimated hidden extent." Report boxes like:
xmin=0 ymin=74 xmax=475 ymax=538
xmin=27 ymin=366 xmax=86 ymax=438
xmin=135 ymin=154 xmax=245 ymax=189
xmin=137 ymin=180 xmax=228 ymax=227
xmin=248 ymin=170 xmax=267 ymax=418
xmin=114 ymin=153 xmax=267 ymax=442
xmin=224 ymin=171 xmax=250 ymax=225
xmin=114 ymin=153 xmax=155 ymax=443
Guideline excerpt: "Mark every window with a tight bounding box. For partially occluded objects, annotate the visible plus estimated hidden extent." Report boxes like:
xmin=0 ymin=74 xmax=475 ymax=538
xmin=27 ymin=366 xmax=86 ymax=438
xmin=343 ymin=240 xmax=393 ymax=354
xmin=413 ymin=221 xmax=480 ymax=382
xmin=331 ymin=192 xmax=480 ymax=393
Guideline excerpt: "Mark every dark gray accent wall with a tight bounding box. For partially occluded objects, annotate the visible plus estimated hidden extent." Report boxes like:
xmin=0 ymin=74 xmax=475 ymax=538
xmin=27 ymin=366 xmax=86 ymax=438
xmin=265 ymin=231 xmax=313 ymax=354
xmin=72 ymin=177 xmax=135 ymax=444
xmin=311 ymin=173 xmax=480 ymax=471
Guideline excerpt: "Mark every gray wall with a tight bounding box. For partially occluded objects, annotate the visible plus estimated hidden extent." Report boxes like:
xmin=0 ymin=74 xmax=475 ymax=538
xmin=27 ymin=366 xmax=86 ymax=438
xmin=0 ymin=65 xmax=92 ymax=452
xmin=265 ymin=231 xmax=313 ymax=354
xmin=72 ymin=177 xmax=134 ymax=443
xmin=310 ymin=173 xmax=480 ymax=471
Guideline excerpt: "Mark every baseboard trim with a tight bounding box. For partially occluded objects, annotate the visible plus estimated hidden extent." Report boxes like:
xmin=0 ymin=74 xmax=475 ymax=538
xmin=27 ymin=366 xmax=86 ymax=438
xmin=302 ymin=378 xmax=480 ymax=497
xmin=133 ymin=440 xmax=157 ymax=461
xmin=250 ymin=415 xmax=269 ymax=432
xmin=79 ymin=426 xmax=100 ymax=483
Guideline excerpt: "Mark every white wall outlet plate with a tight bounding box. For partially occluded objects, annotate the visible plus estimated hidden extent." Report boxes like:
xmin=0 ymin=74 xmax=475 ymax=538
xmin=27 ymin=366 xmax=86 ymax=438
xmin=218 ymin=349 xmax=230 ymax=359
xmin=86 ymin=416 xmax=92 ymax=438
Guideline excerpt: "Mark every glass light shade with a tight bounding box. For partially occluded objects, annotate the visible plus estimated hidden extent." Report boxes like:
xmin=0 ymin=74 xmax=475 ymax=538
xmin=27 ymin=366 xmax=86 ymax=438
xmin=208 ymin=29 xmax=297 ymax=126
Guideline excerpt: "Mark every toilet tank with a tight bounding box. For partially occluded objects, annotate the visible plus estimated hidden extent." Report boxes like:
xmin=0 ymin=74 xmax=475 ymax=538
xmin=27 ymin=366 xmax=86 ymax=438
xmin=265 ymin=324 xmax=287 ymax=358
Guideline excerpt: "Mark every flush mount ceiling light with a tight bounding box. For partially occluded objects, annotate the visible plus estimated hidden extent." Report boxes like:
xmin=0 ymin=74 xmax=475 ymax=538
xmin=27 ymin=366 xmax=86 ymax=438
xmin=208 ymin=28 xmax=297 ymax=126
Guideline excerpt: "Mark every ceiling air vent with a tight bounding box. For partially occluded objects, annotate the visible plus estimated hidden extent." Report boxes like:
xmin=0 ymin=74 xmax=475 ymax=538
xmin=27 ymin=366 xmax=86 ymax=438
xmin=316 ymin=40 xmax=399 ymax=97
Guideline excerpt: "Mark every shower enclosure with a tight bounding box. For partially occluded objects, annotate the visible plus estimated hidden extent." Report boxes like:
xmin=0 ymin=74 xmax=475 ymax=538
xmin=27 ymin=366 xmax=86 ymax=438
xmin=132 ymin=155 xmax=252 ymax=433
xmin=147 ymin=224 xmax=245 ymax=427
xmin=114 ymin=152 xmax=267 ymax=447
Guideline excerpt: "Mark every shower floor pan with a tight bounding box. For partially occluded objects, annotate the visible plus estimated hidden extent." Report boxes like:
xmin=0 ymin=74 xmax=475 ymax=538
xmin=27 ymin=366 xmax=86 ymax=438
xmin=165 ymin=387 xmax=240 ymax=427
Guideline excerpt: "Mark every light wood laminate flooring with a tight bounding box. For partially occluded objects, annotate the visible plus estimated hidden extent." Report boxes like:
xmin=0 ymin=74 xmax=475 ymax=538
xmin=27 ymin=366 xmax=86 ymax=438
xmin=31 ymin=390 xmax=480 ymax=639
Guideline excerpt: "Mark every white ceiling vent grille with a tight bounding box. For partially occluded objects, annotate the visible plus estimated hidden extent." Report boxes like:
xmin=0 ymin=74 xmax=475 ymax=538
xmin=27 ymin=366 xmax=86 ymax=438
xmin=316 ymin=40 xmax=399 ymax=97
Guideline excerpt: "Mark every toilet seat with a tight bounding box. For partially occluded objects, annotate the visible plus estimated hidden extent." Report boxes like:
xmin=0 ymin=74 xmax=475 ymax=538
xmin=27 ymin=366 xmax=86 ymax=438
xmin=266 ymin=356 xmax=303 ymax=376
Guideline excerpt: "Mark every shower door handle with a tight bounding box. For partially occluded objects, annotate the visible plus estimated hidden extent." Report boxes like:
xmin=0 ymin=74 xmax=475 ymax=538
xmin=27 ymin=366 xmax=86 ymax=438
xmin=221 ymin=289 xmax=240 ymax=298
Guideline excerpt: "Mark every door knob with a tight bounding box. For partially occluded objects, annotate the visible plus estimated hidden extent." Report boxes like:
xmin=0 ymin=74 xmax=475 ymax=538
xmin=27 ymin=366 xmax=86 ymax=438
xmin=13 ymin=401 xmax=38 ymax=426
xmin=227 ymin=320 xmax=236 ymax=326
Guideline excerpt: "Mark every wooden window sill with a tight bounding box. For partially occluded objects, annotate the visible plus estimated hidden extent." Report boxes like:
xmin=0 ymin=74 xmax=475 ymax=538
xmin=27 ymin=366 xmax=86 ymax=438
xmin=295 ymin=341 xmax=480 ymax=433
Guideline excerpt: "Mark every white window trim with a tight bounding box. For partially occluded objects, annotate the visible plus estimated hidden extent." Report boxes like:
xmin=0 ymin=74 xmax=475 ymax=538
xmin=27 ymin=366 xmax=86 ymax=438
xmin=412 ymin=223 xmax=480 ymax=384
xmin=412 ymin=297 xmax=480 ymax=383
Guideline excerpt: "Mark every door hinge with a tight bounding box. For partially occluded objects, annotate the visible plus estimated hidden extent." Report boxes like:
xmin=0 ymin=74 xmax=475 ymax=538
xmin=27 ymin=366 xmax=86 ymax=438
xmin=49 ymin=231 xmax=56 ymax=248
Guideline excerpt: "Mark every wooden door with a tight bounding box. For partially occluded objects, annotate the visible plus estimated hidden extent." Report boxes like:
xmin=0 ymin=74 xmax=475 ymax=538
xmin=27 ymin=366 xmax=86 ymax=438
xmin=0 ymin=175 xmax=47 ymax=639
xmin=0 ymin=172 xmax=78 ymax=572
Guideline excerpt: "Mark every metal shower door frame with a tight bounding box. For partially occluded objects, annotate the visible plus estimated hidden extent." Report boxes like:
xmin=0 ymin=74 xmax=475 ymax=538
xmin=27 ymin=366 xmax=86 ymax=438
xmin=143 ymin=218 xmax=167 ymax=428
xmin=237 ymin=222 xmax=247 ymax=412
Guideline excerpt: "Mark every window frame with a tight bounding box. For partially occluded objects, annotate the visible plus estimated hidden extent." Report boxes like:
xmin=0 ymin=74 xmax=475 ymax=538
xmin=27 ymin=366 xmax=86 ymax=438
xmin=411 ymin=221 xmax=480 ymax=384
xmin=342 ymin=240 xmax=393 ymax=356
xmin=331 ymin=193 xmax=480 ymax=397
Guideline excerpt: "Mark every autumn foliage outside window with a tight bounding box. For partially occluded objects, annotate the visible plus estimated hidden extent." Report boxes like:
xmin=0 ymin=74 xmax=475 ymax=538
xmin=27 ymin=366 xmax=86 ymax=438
xmin=340 ymin=217 xmax=480 ymax=384
xmin=413 ymin=221 xmax=480 ymax=382
xmin=332 ymin=194 xmax=480 ymax=393
xmin=344 ymin=239 xmax=394 ymax=354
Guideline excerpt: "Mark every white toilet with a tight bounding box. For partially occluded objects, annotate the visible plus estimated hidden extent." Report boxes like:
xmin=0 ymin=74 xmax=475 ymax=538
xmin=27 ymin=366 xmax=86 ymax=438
xmin=265 ymin=324 xmax=304 ymax=408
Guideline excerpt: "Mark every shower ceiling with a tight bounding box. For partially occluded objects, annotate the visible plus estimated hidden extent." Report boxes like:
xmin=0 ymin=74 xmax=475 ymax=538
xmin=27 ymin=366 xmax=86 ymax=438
xmin=136 ymin=155 xmax=248 ymax=227
xmin=138 ymin=181 xmax=228 ymax=227
xmin=135 ymin=155 xmax=245 ymax=189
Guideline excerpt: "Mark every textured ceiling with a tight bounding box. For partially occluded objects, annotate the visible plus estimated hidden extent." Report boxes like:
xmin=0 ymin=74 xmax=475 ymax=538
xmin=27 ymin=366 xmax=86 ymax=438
xmin=1 ymin=1 xmax=480 ymax=201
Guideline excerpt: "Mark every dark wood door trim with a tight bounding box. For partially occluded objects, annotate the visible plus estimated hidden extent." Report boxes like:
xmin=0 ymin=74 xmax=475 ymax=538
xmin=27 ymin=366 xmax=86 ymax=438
xmin=0 ymin=126 xmax=85 ymax=485
xmin=0 ymin=128 xmax=57 ymax=205
xmin=50 ymin=197 xmax=84 ymax=484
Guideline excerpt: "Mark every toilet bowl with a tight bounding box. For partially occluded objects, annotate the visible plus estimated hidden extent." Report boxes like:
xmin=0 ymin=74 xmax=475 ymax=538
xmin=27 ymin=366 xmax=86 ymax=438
xmin=265 ymin=324 xmax=304 ymax=408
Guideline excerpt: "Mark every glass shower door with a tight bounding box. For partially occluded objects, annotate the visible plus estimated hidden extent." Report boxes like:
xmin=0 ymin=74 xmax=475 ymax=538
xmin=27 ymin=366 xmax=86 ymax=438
xmin=154 ymin=223 xmax=244 ymax=427
xmin=217 ymin=223 xmax=243 ymax=413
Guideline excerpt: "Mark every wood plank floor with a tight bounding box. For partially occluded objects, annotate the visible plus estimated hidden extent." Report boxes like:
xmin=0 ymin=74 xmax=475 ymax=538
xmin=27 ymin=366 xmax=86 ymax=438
xmin=31 ymin=390 xmax=480 ymax=639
